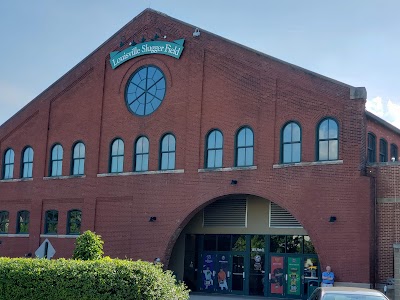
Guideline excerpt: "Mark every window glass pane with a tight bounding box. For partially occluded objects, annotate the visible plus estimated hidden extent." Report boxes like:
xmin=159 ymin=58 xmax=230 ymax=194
xmin=136 ymin=155 xmax=143 ymax=171
xmin=218 ymin=235 xmax=231 ymax=251
xmin=23 ymin=149 xmax=29 ymax=162
xmin=238 ymin=129 xmax=246 ymax=147
xmin=215 ymin=150 xmax=223 ymax=168
xmin=57 ymin=161 xmax=62 ymax=176
xmin=73 ymin=161 xmax=79 ymax=175
xmin=111 ymin=157 xmax=118 ymax=173
xmin=161 ymin=153 xmax=168 ymax=170
xmin=237 ymin=148 xmax=246 ymax=166
xmin=142 ymin=154 xmax=149 ymax=171
xmin=168 ymin=153 xmax=175 ymax=169
xmin=245 ymin=129 xmax=254 ymax=147
xmin=207 ymin=150 xmax=215 ymax=168
xmin=329 ymin=140 xmax=338 ymax=160
xmin=319 ymin=120 xmax=328 ymax=139
xmin=245 ymin=147 xmax=254 ymax=166
xmin=283 ymin=125 xmax=291 ymax=143
xmin=79 ymin=159 xmax=85 ymax=175
xmin=215 ymin=131 xmax=223 ymax=149
xmin=80 ymin=144 xmax=85 ymax=158
xmin=208 ymin=131 xmax=216 ymax=149
xmin=23 ymin=164 xmax=28 ymax=178
xmin=204 ymin=235 xmax=217 ymax=251
xmin=304 ymin=236 xmax=316 ymax=254
xmin=319 ymin=141 xmax=328 ymax=161
xmin=162 ymin=136 xmax=169 ymax=151
xmin=292 ymin=124 xmax=300 ymax=142
xmin=118 ymin=140 xmax=124 ymax=155
xmin=232 ymin=235 xmax=246 ymax=251
xmin=142 ymin=138 xmax=149 ymax=153
xmin=117 ymin=156 xmax=124 ymax=172
xmin=136 ymin=138 xmax=144 ymax=153
xmin=286 ymin=235 xmax=302 ymax=253
xmin=169 ymin=135 xmax=176 ymax=151
xmin=74 ymin=144 xmax=80 ymax=158
xmin=292 ymin=143 xmax=301 ymax=163
xmin=328 ymin=119 xmax=338 ymax=139
xmin=52 ymin=161 xmax=58 ymax=176
xmin=270 ymin=235 xmax=286 ymax=253
xmin=283 ymin=144 xmax=292 ymax=163
xmin=9 ymin=149 xmax=15 ymax=162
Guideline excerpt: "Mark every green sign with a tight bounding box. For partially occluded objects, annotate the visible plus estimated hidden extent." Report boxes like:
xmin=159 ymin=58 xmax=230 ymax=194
xmin=109 ymin=39 xmax=185 ymax=69
xmin=286 ymin=257 xmax=301 ymax=296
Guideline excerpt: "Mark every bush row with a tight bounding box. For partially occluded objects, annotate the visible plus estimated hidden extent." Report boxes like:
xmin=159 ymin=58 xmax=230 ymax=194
xmin=0 ymin=257 xmax=189 ymax=300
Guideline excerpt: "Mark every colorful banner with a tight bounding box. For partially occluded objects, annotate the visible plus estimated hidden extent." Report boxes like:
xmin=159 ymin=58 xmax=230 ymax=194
xmin=270 ymin=256 xmax=284 ymax=294
xmin=109 ymin=39 xmax=185 ymax=69
xmin=287 ymin=257 xmax=301 ymax=296
xmin=217 ymin=254 xmax=229 ymax=291
xmin=202 ymin=254 xmax=215 ymax=290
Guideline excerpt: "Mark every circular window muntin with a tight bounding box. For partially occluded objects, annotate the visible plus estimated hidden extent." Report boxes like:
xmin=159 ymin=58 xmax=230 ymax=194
xmin=124 ymin=65 xmax=167 ymax=116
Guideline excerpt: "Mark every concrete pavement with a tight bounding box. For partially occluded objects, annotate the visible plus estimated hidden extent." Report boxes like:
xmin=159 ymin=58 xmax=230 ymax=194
xmin=189 ymin=293 xmax=282 ymax=300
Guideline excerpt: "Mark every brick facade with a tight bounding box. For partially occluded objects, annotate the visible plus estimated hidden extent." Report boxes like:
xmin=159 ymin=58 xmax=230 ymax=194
xmin=0 ymin=9 xmax=398 ymax=287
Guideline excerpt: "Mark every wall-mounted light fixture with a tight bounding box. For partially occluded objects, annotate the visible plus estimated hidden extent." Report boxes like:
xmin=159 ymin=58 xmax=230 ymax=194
xmin=231 ymin=180 xmax=238 ymax=185
xmin=149 ymin=216 xmax=157 ymax=222
xmin=329 ymin=216 xmax=337 ymax=223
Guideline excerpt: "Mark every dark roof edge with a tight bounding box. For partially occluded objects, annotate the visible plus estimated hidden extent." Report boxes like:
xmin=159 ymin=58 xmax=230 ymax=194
xmin=366 ymin=110 xmax=400 ymax=135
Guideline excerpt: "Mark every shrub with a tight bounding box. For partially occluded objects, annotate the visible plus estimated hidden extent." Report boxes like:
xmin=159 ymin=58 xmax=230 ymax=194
xmin=0 ymin=257 xmax=189 ymax=300
xmin=72 ymin=230 xmax=104 ymax=260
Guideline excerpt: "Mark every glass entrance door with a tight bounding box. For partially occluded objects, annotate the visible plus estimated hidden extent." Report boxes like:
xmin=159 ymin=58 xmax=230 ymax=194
xmin=231 ymin=254 xmax=245 ymax=293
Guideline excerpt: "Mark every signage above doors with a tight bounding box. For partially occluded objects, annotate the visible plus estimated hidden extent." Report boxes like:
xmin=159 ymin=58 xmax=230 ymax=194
xmin=109 ymin=39 xmax=185 ymax=69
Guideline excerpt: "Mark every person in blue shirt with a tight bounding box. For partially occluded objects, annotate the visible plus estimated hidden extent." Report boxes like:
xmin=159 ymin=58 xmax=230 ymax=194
xmin=321 ymin=266 xmax=335 ymax=287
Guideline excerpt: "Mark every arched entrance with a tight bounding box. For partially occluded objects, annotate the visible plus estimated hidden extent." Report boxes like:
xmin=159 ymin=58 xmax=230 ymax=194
xmin=169 ymin=194 xmax=321 ymax=299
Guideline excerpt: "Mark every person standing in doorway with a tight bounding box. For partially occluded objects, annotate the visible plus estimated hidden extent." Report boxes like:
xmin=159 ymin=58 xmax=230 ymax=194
xmin=321 ymin=266 xmax=335 ymax=287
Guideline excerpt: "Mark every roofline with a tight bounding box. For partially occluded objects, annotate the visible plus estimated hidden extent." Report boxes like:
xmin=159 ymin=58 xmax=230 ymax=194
xmin=1 ymin=8 xmax=365 ymax=130
xmin=366 ymin=110 xmax=400 ymax=135
xmin=146 ymin=9 xmax=359 ymax=90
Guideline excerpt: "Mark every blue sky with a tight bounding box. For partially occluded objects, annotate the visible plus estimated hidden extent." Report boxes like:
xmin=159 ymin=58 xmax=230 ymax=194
xmin=1 ymin=1 xmax=399 ymax=127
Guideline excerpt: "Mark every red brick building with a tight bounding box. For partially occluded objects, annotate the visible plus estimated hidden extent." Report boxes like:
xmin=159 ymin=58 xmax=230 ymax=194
xmin=0 ymin=9 xmax=399 ymax=298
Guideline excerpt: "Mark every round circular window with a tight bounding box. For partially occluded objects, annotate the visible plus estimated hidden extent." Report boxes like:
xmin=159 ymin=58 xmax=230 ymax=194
xmin=125 ymin=65 xmax=166 ymax=116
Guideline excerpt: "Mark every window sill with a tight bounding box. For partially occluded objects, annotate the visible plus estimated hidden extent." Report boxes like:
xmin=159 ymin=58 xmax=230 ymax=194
xmin=43 ymin=175 xmax=86 ymax=180
xmin=198 ymin=166 xmax=257 ymax=173
xmin=0 ymin=234 xmax=29 ymax=237
xmin=40 ymin=234 xmax=79 ymax=238
xmin=97 ymin=169 xmax=185 ymax=177
xmin=273 ymin=160 xmax=343 ymax=169
xmin=0 ymin=178 xmax=33 ymax=183
xmin=367 ymin=161 xmax=400 ymax=166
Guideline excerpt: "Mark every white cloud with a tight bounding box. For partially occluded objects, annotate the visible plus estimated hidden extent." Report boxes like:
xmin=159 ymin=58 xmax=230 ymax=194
xmin=366 ymin=96 xmax=400 ymax=130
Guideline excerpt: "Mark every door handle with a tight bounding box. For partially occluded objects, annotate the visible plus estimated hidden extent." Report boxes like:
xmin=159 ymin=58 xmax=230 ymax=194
xmin=269 ymin=273 xmax=271 ymax=280
xmin=285 ymin=274 xmax=288 ymax=282
xmin=243 ymin=271 xmax=245 ymax=279
xmin=227 ymin=271 xmax=230 ymax=278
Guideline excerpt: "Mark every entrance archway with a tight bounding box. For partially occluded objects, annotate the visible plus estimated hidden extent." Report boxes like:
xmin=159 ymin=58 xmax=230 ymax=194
xmin=168 ymin=194 xmax=321 ymax=299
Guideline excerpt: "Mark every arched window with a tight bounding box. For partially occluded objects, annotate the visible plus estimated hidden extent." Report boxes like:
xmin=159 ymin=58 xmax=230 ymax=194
xmin=17 ymin=210 xmax=30 ymax=234
xmin=3 ymin=148 xmax=15 ymax=179
xmin=110 ymin=139 xmax=124 ymax=173
xmin=206 ymin=130 xmax=223 ymax=168
xmin=367 ymin=133 xmax=376 ymax=163
xmin=317 ymin=118 xmax=338 ymax=161
xmin=281 ymin=122 xmax=301 ymax=163
xmin=44 ymin=210 xmax=58 ymax=234
xmin=72 ymin=142 xmax=85 ymax=175
xmin=391 ymin=143 xmax=398 ymax=161
xmin=50 ymin=144 xmax=63 ymax=176
xmin=22 ymin=147 xmax=34 ymax=178
xmin=134 ymin=136 xmax=149 ymax=172
xmin=0 ymin=211 xmax=9 ymax=233
xmin=160 ymin=134 xmax=176 ymax=170
xmin=379 ymin=139 xmax=388 ymax=162
xmin=236 ymin=127 xmax=254 ymax=167
xmin=67 ymin=210 xmax=81 ymax=235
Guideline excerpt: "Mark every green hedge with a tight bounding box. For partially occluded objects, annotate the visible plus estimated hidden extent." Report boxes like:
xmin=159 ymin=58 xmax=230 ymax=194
xmin=0 ymin=257 xmax=189 ymax=300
